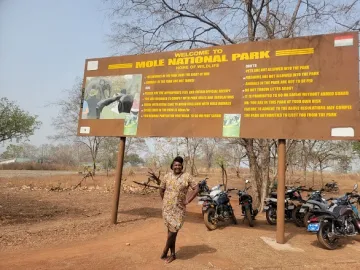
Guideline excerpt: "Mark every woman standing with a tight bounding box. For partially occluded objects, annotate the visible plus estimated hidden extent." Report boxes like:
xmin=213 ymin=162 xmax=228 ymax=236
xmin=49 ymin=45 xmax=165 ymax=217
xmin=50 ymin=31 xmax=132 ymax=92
xmin=159 ymin=156 xmax=199 ymax=264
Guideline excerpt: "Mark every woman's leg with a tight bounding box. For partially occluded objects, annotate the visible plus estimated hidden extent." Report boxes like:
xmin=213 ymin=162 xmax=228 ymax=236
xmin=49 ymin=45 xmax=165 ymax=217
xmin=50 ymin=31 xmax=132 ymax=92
xmin=166 ymin=232 xmax=178 ymax=263
xmin=161 ymin=229 xmax=171 ymax=259
xmin=170 ymin=232 xmax=178 ymax=255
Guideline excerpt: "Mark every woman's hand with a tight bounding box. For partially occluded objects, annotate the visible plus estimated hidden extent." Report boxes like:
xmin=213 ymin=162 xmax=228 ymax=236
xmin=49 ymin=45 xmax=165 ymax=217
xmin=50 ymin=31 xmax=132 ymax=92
xmin=160 ymin=188 xmax=165 ymax=200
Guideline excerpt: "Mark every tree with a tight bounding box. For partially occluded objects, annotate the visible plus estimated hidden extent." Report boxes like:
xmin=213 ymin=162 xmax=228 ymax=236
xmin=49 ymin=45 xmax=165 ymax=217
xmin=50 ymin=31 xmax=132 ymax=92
xmin=182 ymin=137 xmax=203 ymax=176
xmin=98 ymin=137 xmax=148 ymax=174
xmin=105 ymin=0 xmax=360 ymax=205
xmin=0 ymin=144 xmax=26 ymax=159
xmin=200 ymin=138 xmax=218 ymax=171
xmin=335 ymin=154 xmax=352 ymax=174
xmin=0 ymin=97 xmax=41 ymax=143
xmin=353 ymin=142 xmax=360 ymax=159
xmin=124 ymin=153 xmax=145 ymax=166
xmin=49 ymin=78 xmax=103 ymax=174
xmin=125 ymin=137 xmax=149 ymax=157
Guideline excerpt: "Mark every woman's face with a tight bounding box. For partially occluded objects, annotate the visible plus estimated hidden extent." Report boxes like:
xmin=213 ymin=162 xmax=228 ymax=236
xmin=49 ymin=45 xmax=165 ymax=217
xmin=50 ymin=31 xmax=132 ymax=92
xmin=172 ymin=161 xmax=183 ymax=174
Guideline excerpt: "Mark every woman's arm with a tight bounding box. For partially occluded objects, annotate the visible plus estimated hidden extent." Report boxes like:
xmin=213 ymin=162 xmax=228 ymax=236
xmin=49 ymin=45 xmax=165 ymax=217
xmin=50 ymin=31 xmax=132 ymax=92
xmin=185 ymin=185 xmax=199 ymax=205
xmin=159 ymin=175 xmax=166 ymax=200
xmin=160 ymin=188 xmax=165 ymax=200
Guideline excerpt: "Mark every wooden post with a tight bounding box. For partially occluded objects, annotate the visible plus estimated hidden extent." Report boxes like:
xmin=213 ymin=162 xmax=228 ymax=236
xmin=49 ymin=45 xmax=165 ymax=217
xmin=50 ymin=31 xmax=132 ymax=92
xmin=111 ymin=137 xmax=126 ymax=224
xmin=276 ymin=139 xmax=286 ymax=244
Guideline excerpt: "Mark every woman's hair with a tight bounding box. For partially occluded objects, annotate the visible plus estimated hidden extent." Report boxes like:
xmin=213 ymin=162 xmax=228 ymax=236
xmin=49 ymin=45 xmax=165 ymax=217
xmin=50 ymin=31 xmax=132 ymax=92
xmin=170 ymin=156 xmax=183 ymax=169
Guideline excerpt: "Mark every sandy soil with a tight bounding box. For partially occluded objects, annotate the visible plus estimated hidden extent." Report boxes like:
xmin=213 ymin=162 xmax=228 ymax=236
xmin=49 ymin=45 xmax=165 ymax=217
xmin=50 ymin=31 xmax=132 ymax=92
xmin=1 ymin=170 xmax=360 ymax=269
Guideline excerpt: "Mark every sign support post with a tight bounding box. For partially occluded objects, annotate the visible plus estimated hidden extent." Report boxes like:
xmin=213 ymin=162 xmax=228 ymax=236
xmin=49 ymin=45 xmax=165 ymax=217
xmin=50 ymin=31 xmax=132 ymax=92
xmin=276 ymin=139 xmax=286 ymax=244
xmin=111 ymin=137 xmax=126 ymax=224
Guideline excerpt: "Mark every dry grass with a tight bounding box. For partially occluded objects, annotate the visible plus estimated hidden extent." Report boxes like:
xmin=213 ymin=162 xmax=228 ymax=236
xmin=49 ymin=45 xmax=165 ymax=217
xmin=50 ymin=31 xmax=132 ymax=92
xmin=0 ymin=174 xmax=113 ymax=190
xmin=1 ymin=165 xmax=359 ymax=193
xmin=0 ymin=162 xmax=76 ymax=171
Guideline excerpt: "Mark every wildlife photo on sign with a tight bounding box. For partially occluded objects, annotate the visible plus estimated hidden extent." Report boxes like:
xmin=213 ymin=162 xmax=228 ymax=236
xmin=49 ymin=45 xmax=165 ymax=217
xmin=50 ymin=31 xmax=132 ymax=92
xmin=222 ymin=114 xmax=241 ymax=137
xmin=81 ymin=74 xmax=142 ymax=120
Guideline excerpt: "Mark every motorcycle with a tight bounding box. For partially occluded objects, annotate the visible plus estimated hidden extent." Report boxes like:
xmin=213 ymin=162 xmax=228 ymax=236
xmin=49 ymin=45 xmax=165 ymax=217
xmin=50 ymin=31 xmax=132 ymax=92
xmin=264 ymin=186 xmax=305 ymax=226
xmin=197 ymin=177 xmax=217 ymax=216
xmin=324 ymin=180 xmax=339 ymax=193
xmin=198 ymin=178 xmax=211 ymax=195
xmin=305 ymin=188 xmax=360 ymax=227
xmin=237 ymin=179 xmax=258 ymax=227
xmin=200 ymin=185 xmax=238 ymax=231
xmin=301 ymin=189 xmax=333 ymax=226
xmin=307 ymin=184 xmax=360 ymax=250
xmin=297 ymin=188 xmax=327 ymax=226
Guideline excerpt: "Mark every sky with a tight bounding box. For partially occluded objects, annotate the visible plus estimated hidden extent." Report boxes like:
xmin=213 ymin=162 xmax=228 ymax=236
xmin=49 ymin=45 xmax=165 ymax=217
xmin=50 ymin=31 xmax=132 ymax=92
xmin=0 ymin=0 xmax=359 ymax=170
xmin=0 ymin=0 xmax=112 ymax=149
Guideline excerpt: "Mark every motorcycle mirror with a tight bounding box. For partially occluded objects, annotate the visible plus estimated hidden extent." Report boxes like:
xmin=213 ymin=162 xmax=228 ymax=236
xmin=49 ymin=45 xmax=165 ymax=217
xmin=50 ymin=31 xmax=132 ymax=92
xmin=245 ymin=179 xmax=250 ymax=184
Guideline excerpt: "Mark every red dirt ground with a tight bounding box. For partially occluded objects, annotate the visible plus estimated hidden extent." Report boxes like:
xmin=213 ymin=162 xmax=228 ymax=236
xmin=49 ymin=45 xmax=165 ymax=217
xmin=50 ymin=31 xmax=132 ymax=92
xmin=1 ymin=170 xmax=360 ymax=269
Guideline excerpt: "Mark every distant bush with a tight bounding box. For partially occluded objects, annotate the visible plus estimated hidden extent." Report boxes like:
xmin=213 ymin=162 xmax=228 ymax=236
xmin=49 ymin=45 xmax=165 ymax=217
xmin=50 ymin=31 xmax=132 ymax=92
xmin=0 ymin=162 xmax=76 ymax=171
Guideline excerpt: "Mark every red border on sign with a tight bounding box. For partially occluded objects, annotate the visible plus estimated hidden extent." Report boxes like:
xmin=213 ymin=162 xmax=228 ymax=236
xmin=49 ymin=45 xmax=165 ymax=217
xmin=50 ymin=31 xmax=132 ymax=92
xmin=334 ymin=35 xmax=353 ymax=40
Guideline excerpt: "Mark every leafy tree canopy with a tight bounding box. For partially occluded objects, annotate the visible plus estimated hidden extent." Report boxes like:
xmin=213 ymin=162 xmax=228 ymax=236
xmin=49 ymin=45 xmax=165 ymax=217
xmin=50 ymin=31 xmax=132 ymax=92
xmin=0 ymin=97 xmax=41 ymax=143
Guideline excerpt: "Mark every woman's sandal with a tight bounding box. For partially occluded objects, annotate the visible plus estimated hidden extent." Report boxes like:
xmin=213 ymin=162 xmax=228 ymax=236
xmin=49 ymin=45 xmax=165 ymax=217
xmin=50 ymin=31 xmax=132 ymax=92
xmin=165 ymin=254 xmax=176 ymax=264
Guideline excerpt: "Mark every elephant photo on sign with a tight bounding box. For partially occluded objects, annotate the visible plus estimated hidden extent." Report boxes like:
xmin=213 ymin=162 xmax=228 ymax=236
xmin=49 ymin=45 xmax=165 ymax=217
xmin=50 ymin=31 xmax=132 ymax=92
xmin=222 ymin=114 xmax=241 ymax=137
xmin=81 ymin=74 xmax=142 ymax=120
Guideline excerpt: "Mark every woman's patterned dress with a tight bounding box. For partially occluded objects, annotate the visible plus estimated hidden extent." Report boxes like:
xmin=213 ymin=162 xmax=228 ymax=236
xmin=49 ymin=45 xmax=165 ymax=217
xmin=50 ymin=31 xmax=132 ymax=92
xmin=160 ymin=172 xmax=197 ymax=232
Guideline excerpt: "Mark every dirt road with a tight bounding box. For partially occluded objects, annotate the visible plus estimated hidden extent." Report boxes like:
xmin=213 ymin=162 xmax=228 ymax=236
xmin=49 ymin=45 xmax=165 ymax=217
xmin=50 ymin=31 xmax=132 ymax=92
xmin=1 ymin=199 xmax=360 ymax=270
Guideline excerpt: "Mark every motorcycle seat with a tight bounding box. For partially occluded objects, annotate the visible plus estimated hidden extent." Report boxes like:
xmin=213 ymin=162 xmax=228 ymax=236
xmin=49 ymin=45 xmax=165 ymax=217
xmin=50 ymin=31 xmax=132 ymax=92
xmin=267 ymin=198 xmax=287 ymax=203
xmin=312 ymin=209 xmax=340 ymax=219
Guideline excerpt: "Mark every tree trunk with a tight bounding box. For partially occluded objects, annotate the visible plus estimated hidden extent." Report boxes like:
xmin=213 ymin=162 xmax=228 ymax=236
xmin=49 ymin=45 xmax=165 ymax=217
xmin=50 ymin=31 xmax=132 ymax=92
xmin=93 ymin=160 xmax=96 ymax=176
xmin=258 ymin=140 xmax=271 ymax=211
xmin=312 ymin=167 xmax=315 ymax=187
xmin=302 ymin=141 xmax=307 ymax=187
xmin=320 ymin=161 xmax=323 ymax=188
xmin=244 ymin=139 xmax=271 ymax=209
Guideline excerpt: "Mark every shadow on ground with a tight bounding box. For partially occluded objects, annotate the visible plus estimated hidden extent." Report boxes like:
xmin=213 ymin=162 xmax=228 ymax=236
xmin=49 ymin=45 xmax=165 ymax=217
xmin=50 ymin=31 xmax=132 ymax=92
xmin=118 ymin=207 xmax=312 ymax=236
xmin=177 ymin=244 xmax=217 ymax=260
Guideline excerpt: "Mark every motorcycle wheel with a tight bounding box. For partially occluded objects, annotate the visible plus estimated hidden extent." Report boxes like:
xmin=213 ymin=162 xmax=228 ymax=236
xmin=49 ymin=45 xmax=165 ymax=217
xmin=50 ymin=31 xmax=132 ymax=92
xmin=204 ymin=208 xmax=218 ymax=231
xmin=245 ymin=208 xmax=254 ymax=227
xmin=303 ymin=211 xmax=315 ymax=227
xmin=292 ymin=205 xmax=305 ymax=227
xmin=266 ymin=208 xmax=277 ymax=225
xmin=317 ymin=221 xmax=339 ymax=250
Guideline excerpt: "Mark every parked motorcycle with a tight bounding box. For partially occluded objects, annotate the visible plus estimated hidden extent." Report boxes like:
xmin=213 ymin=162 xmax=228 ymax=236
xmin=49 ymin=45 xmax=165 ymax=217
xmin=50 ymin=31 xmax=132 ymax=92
xmin=324 ymin=180 xmax=339 ymax=193
xmin=197 ymin=178 xmax=213 ymax=215
xmin=298 ymin=188 xmax=327 ymax=227
xmin=307 ymin=184 xmax=360 ymax=250
xmin=264 ymin=186 xmax=305 ymax=225
xmin=301 ymin=189 xmax=334 ymax=226
xmin=200 ymin=185 xmax=238 ymax=230
xmin=198 ymin=178 xmax=210 ymax=195
xmin=237 ymin=180 xmax=258 ymax=227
